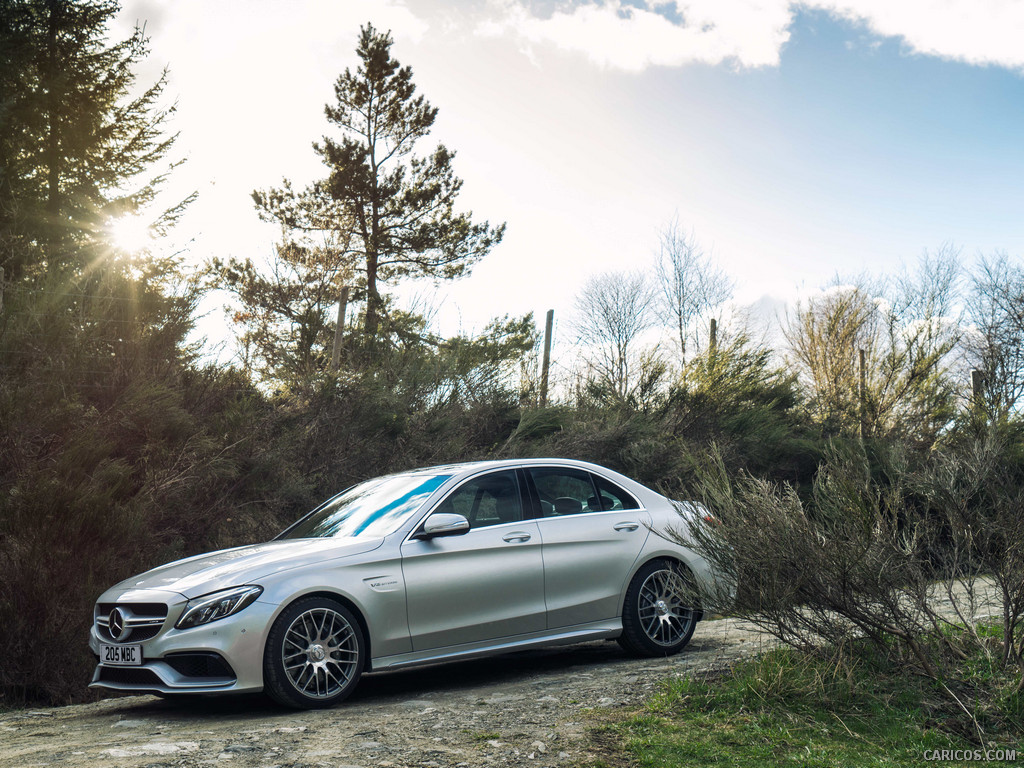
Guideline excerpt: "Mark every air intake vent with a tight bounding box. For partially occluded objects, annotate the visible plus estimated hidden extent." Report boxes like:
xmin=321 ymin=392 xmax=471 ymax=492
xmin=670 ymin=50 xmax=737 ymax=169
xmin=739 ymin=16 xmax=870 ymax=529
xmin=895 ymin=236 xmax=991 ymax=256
xmin=164 ymin=653 xmax=235 ymax=680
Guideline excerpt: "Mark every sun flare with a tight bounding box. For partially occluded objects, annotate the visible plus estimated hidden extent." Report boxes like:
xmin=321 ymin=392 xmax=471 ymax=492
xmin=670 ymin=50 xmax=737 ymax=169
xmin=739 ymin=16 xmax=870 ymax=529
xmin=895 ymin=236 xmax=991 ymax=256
xmin=108 ymin=215 xmax=151 ymax=252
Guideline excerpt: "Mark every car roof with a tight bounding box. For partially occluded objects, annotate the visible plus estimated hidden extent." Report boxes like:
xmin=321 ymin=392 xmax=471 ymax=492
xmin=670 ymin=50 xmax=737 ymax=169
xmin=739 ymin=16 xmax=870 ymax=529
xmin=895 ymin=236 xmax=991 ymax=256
xmin=401 ymin=458 xmax=646 ymax=490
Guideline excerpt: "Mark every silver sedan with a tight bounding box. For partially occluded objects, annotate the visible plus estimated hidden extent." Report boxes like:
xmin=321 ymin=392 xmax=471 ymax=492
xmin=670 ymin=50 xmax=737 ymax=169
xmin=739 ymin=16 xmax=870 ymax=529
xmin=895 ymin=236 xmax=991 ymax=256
xmin=89 ymin=459 xmax=730 ymax=709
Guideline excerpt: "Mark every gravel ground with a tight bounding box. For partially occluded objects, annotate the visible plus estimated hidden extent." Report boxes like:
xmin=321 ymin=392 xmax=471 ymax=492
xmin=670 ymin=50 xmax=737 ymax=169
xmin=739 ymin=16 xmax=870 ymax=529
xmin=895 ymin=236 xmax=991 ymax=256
xmin=0 ymin=617 xmax=775 ymax=768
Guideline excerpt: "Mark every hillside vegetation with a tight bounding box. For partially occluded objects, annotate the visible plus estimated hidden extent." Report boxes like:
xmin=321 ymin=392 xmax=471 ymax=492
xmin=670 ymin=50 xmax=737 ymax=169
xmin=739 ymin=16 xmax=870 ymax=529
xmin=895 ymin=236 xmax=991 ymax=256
xmin=1 ymin=3 xmax=1023 ymax=718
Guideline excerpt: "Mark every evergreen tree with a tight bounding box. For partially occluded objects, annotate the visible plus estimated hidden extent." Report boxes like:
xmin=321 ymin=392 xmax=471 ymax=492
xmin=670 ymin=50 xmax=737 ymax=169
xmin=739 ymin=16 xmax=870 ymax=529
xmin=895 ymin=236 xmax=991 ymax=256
xmin=0 ymin=0 xmax=188 ymax=277
xmin=212 ymin=225 xmax=355 ymax=391
xmin=0 ymin=0 xmax=221 ymax=706
xmin=251 ymin=23 xmax=504 ymax=341
xmin=0 ymin=0 xmax=196 ymax=400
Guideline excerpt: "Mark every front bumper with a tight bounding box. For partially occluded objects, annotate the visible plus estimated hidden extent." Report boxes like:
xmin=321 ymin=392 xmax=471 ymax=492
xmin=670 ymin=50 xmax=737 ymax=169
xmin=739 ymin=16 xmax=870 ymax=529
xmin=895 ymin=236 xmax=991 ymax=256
xmin=89 ymin=591 xmax=279 ymax=695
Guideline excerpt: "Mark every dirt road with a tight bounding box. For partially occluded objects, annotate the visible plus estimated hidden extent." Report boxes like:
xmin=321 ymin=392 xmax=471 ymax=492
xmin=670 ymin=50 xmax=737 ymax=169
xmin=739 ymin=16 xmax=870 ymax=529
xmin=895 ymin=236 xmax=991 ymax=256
xmin=0 ymin=618 xmax=771 ymax=768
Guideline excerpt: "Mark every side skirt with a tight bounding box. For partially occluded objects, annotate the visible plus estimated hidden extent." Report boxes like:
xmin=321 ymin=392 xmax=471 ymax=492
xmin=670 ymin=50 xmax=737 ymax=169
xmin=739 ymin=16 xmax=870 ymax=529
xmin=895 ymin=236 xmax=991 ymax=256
xmin=369 ymin=619 xmax=623 ymax=671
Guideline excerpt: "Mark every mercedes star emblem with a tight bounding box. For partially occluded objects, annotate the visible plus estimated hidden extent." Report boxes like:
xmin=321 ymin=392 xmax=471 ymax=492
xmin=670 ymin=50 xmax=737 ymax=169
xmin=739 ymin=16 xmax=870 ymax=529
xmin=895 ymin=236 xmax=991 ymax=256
xmin=109 ymin=607 xmax=130 ymax=642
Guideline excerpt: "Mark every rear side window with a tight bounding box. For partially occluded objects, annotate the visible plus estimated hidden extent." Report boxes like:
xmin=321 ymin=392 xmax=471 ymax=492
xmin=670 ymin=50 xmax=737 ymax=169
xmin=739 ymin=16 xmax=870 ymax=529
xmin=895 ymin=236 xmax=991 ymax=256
xmin=590 ymin=473 xmax=640 ymax=511
xmin=529 ymin=467 xmax=600 ymax=517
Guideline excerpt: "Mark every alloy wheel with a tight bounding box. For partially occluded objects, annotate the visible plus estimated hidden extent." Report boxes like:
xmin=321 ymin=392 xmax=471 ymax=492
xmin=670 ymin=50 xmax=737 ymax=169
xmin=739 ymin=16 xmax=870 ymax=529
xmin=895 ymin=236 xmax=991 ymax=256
xmin=281 ymin=607 xmax=360 ymax=699
xmin=637 ymin=567 xmax=694 ymax=647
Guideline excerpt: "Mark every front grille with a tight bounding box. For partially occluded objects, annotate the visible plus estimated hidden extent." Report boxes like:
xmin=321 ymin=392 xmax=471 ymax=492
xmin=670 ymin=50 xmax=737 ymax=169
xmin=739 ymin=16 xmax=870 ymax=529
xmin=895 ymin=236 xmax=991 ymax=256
xmin=97 ymin=667 xmax=163 ymax=686
xmin=164 ymin=653 xmax=235 ymax=680
xmin=95 ymin=602 xmax=168 ymax=643
xmin=97 ymin=602 xmax=167 ymax=617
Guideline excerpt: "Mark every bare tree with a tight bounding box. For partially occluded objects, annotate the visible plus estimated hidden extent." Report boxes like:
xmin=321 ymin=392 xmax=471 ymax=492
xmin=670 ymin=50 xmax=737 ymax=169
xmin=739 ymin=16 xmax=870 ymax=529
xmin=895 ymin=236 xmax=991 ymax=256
xmin=786 ymin=250 xmax=961 ymax=441
xmin=573 ymin=271 xmax=661 ymax=402
xmin=878 ymin=247 xmax=963 ymax=437
xmin=785 ymin=278 xmax=879 ymax=434
xmin=655 ymin=218 xmax=733 ymax=363
xmin=967 ymin=252 xmax=1024 ymax=420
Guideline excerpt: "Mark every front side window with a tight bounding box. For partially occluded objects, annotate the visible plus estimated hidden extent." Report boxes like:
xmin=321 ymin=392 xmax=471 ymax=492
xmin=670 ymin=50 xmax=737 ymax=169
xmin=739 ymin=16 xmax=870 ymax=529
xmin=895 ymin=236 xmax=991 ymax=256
xmin=529 ymin=467 xmax=600 ymax=517
xmin=279 ymin=473 xmax=452 ymax=539
xmin=433 ymin=470 xmax=522 ymax=530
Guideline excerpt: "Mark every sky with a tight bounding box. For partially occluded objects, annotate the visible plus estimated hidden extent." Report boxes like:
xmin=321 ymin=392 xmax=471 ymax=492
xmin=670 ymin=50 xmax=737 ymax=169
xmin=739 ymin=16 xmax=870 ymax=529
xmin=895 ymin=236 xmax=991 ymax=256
xmin=112 ymin=0 xmax=1024 ymax=354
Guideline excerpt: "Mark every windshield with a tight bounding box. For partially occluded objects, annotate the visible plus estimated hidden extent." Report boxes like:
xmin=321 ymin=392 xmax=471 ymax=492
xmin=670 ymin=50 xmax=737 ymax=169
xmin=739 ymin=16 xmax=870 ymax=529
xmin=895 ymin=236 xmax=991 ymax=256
xmin=279 ymin=473 xmax=452 ymax=539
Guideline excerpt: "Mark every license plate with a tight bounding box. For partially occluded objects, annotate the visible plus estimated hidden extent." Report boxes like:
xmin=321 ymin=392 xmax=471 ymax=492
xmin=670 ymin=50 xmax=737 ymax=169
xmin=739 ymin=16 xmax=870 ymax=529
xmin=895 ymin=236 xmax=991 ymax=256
xmin=100 ymin=644 xmax=142 ymax=666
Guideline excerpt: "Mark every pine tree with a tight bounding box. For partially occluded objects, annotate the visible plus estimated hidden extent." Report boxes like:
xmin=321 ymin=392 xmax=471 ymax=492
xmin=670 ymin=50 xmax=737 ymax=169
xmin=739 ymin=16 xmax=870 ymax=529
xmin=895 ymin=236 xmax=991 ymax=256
xmin=0 ymin=0 xmax=188 ymax=277
xmin=0 ymin=1 xmax=230 ymax=708
xmin=211 ymin=229 xmax=355 ymax=390
xmin=0 ymin=0 xmax=196 ymax=400
xmin=251 ymin=23 xmax=505 ymax=341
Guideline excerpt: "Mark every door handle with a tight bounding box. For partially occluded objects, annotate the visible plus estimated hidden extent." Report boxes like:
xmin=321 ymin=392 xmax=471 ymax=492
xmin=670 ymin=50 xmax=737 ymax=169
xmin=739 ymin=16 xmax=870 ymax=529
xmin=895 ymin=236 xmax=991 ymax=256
xmin=502 ymin=531 xmax=532 ymax=543
xmin=613 ymin=522 xmax=640 ymax=532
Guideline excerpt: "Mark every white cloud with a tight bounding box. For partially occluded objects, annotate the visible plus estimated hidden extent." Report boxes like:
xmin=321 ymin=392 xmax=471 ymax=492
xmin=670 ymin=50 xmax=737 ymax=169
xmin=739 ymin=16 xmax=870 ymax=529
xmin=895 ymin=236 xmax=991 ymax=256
xmin=816 ymin=0 xmax=1024 ymax=70
xmin=479 ymin=0 xmax=1024 ymax=72
xmin=479 ymin=0 xmax=794 ymax=71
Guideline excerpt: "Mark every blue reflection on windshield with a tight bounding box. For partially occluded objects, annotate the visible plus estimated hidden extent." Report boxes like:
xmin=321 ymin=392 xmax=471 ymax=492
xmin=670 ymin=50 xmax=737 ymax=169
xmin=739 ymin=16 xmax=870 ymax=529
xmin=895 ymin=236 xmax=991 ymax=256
xmin=280 ymin=473 xmax=451 ymax=539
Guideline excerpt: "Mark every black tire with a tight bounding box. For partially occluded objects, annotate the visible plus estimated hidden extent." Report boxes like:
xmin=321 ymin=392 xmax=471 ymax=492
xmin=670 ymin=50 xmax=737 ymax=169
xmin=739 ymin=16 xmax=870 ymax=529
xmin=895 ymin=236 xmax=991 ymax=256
xmin=618 ymin=559 xmax=698 ymax=657
xmin=263 ymin=597 xmax=365 ymax=709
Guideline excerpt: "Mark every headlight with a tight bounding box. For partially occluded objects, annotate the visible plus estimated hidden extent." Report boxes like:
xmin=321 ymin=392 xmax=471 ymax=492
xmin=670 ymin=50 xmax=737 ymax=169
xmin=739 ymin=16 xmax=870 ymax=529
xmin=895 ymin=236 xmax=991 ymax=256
xmin=175 ymin=585 xmax=263 ymax=629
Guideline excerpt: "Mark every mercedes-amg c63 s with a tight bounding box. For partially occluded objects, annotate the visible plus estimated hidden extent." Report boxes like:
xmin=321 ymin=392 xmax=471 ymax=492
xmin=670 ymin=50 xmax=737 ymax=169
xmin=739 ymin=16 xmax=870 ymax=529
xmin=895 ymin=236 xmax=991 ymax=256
xmin=90 ymin=459 xmax=730 ymax=708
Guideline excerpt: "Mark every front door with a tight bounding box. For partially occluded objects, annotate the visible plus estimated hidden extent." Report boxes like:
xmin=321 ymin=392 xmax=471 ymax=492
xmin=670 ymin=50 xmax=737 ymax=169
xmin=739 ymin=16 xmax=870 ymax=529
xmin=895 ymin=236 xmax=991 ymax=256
xmin=401 ymin=469 xmax=545 ymax=651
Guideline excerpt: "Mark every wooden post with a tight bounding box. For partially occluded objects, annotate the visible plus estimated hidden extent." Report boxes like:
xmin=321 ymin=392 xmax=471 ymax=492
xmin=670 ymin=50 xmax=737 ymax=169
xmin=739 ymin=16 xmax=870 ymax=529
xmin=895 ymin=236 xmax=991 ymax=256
xmin=330 ymin=286 xmax=350 ymax=372
xmin=859 ymin=348 xmax=867 ymax=440
xmin=539 ymin=309 xmax=554 ymax=407
xmin=709 ymin=318 xmax=717 ymax=352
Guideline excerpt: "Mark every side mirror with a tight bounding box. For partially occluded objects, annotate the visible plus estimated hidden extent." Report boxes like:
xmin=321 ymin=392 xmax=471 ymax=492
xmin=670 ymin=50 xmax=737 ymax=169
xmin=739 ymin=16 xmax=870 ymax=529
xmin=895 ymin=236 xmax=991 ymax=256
xmin=416 ymin=513 xmax=470 ymax=540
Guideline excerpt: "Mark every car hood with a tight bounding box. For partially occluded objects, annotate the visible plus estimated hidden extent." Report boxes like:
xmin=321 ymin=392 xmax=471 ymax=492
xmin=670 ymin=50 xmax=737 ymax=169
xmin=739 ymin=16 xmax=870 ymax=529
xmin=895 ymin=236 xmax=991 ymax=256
xmin=109 ymin=537 xmax=384 ymax=599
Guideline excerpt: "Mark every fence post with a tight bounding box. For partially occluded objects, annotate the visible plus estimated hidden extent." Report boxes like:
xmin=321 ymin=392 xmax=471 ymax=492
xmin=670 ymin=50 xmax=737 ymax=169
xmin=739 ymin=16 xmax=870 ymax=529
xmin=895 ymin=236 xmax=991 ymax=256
xmin=539 ymin=309 xmax=554 ymax=407
xmin=330 ymin=286 xmax=350 ymax=372
xmin=859 ymin=348 xmax=867 ymax=440
xmin=971 ymin=369 xmax=984 ymax=406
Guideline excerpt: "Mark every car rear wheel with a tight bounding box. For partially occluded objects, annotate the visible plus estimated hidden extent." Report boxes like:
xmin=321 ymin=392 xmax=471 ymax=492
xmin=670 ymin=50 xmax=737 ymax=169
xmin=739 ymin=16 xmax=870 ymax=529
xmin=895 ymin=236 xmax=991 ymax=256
xmin=263 ymin=597 xmax=364 ymax=709
xmin=618 ymin=559 xmax=697 ymax=657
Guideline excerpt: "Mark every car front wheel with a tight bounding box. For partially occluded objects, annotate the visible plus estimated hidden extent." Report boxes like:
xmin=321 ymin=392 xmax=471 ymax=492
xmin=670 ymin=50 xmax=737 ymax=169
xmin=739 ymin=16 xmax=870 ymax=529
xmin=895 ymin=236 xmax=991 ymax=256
xmin=263 ymin=597 xmax=364 ymax=709
xmin=618 ymin=559 xmax=698 ymax=657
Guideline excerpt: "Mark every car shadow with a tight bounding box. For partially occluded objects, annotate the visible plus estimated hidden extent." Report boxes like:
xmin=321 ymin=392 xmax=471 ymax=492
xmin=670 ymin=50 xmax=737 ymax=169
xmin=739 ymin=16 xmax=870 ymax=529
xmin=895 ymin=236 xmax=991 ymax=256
xmin=353 ymin=639 xmax=630 ymax=702
xmin=106 ymin=639 xmax=647 ymax=717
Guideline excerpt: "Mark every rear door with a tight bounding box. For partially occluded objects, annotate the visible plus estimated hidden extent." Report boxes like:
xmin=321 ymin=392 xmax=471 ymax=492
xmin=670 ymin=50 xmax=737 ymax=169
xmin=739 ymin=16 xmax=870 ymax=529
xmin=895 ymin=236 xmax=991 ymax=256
xmin=527 ymin=466 xmax=651 ymax=629
xmin=400 ymin=469 xmax=545 ymax=650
